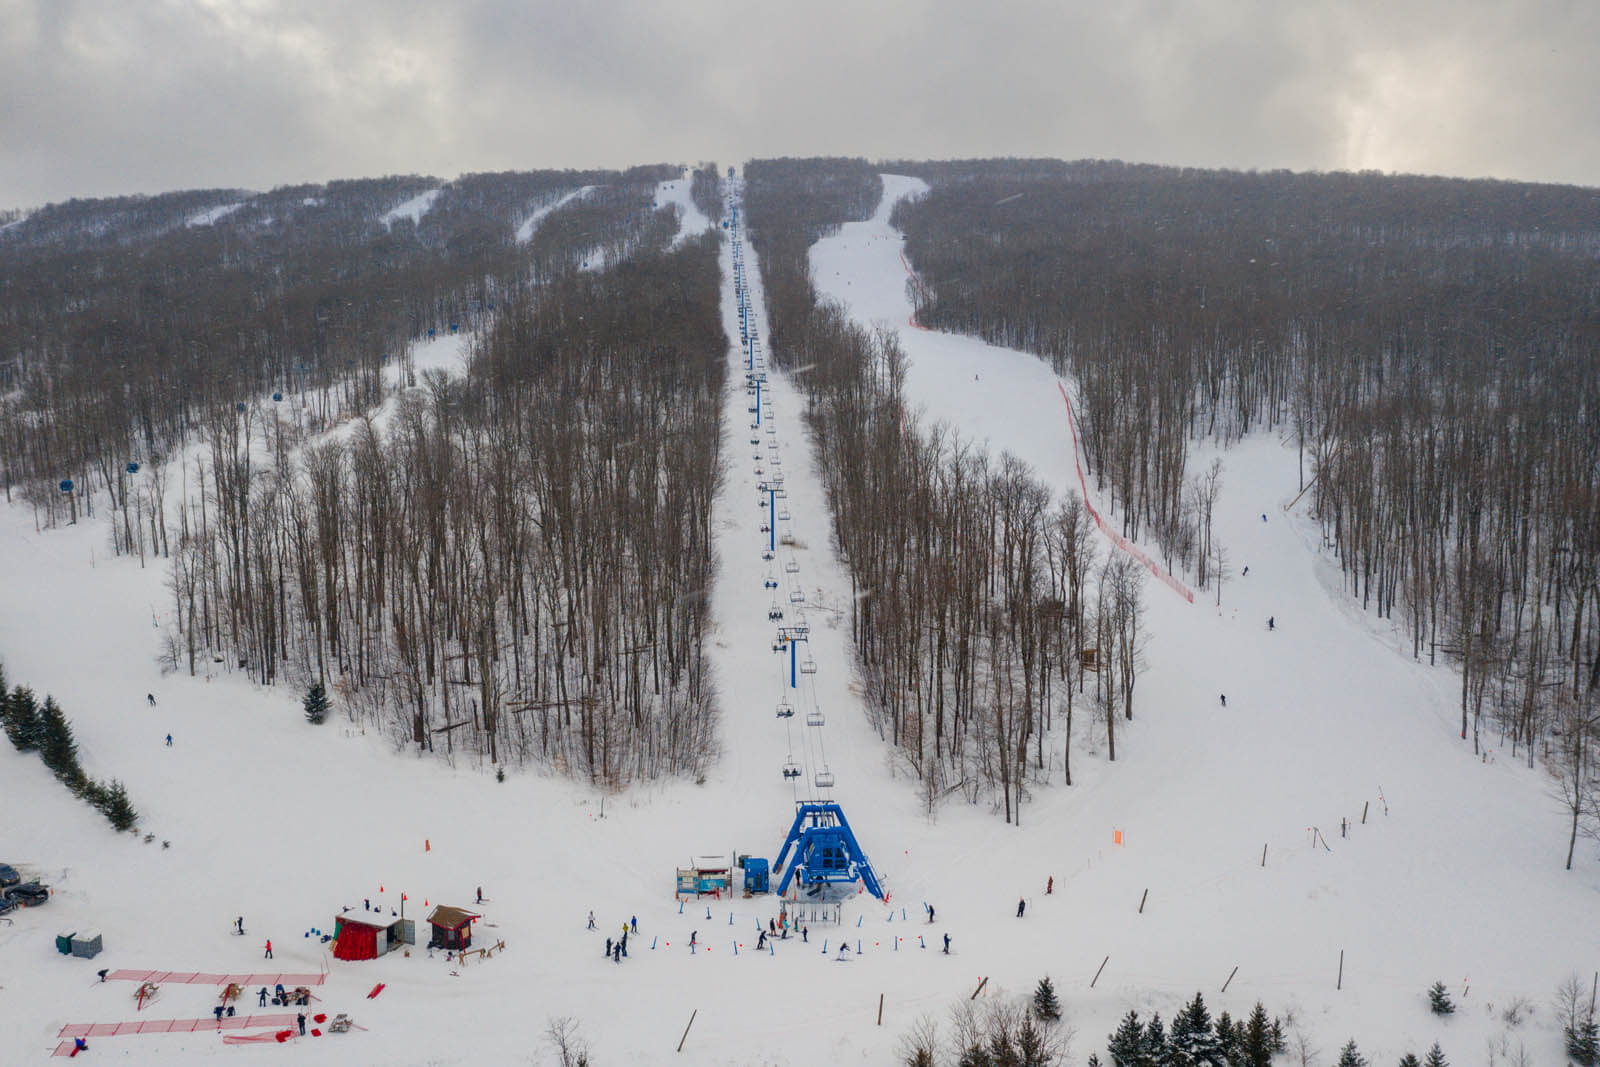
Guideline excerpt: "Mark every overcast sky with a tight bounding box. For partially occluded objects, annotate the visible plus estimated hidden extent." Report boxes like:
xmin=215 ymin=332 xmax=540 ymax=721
xmin=2 ymin=0 xmax=1596 ymax=209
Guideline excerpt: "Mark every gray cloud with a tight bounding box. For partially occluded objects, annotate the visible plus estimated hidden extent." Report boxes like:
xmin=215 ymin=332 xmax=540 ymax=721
xmin=2 ymin=0 xmax=1595 ymax=209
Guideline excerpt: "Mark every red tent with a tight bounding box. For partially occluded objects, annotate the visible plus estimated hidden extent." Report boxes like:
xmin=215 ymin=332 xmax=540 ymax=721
xmin=332 ymin=915 xmax=386 ymax=961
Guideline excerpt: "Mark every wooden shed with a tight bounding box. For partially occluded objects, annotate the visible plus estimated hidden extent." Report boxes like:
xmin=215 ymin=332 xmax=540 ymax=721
xmin=426 ymin=905 xmax=479 ymax=951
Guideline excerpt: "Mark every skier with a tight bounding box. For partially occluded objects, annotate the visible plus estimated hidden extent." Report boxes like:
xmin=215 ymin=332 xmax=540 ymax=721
xmin=263 ymin=939 xmax=273 ymax=959
xmin=147 ymin=693 xmax=156 ymax=706
xmin=165 ymin=733 xmax=172 ymax=746
xmin=801 ymin=926 xmax=808 ymax=943
xmin=1046 ymin=876 xmax=1053 ymax=895
xmin=587 ymin=910 xmax=596 ymax=930
xmin=297 ymin=1013 xmax=306 ymax=1036
xmin=1016 ymin=898 xmax=1026 ymax=918
xmin=768 ymin=918 xmax=776 ymax=934
xmin=236 ymin=916 xmax=244 ymax=935
xmin=630 ymin=915 xmax=637 ymax=934
xmin=258 ymin=987 xmax=268 ymax=1007
xmin=605 ymin=937 xmax=613 ymax=958
xmin=1268 ymin=616 xmax=1275 ymax=630
xmin=1220 ymin=693 xmax=1227 ymax=707
xmin=689 ymin=930 xmax=698 ymax=950
xmin=1261 ymin=513 xmax=1267 ymax=522
xmin=927 ymin=905 xmax=935 ymax=924
xmin=613 ymin=943 xmax=622 ymax=964
xmin=757 ymin=930 xmax=767 ymax=950
xmin=620 ymin=932 xmax=628 ymax=958
xmin=943 ymin=933 xmax=951 ymax=954
xmin=476 ymin=886 xmax=483 ymax=904
xmin=1242 ymin=566 xmax=1249 ymax=576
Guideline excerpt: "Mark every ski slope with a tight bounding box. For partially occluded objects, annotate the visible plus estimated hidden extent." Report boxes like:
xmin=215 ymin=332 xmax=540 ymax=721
xmin=0 ymin=170 xmax=1595 ymax=1066
xmin=514 ymin=186 xmax=594 ymax=244
xmin=379 ymin=188 xmax=442 ymax=229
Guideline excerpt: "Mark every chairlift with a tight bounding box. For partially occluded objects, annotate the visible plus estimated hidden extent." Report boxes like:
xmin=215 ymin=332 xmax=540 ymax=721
xmin=762 ymin=551 xmax=774 ymax=560
xmin=779 ymin=533 xmax=796 ymax=546
xmin=785 ymin=560 xmax=800 ymax=574
xmin=764 ymin=576 xmax=779 ymax=590
xmin=765 ymin=423 xmax=776 ymax=434
xmin=783 ymin=760 xmax=803 ymax=781
xmin=800 ymin=657 xmax=818 ymax=675
xmin=789 ymin=588 xmax=806 ymax=604
xmin=807 ymin=708 xmax=825 ymax=727
xmin=813 ymin=768 xmax=835 ymax=789
xmin=760 ymin=523 xmax=771 ymax=534
xmin=768 ymin=605 xmax=784 ymax=622
xmin=778 ymin=508 xmax=791 ymax=521
xmin=776 ymin=700 xmax=795 ymax=719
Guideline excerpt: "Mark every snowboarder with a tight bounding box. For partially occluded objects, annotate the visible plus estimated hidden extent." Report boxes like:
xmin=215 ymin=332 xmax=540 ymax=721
xmin=147 ymin=693 xmax=156 ymax=706
xmin=258 ymin=987 xmax=268 ymax=1007
xmin=1016 ymin=898 xmax=1026 ymax=918
xmin=1220 ymin=693 xmax=1227 ymax=707
xmin=757 ymin=930 xmax=767 ymax=950
xmin=605 ymin=937 xmax=613 ymax=958
xmin=297 ymin=1013 xmax=306 ymax=1036
xmin=263 ymin=939 xmax=273 ymax=959
xmin=1268 ymin=616 xmax=1275 ymax=630
xmin=943 ymin=933 xmax=951 ymax=954
xmin=587 ymin=910 xmax=596 ymax=929
xmin=165 ymin=733 xmax=172 ymax=746
xmin=236 ymin=916 xmax=244 ymax=935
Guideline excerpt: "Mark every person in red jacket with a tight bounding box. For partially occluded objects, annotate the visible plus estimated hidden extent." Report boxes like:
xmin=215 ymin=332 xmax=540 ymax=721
xmin=264 ymin=939 xmax=273 ymax=959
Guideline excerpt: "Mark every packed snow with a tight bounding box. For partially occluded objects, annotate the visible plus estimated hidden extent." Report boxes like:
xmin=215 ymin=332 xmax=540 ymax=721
xmin=186 ymin=203 xmax=245 ymax=227
xmin=656 ymin=173 xmax=713 ymax=247
xmin=379 ymin=189 xmax=442 ymax=230
xmin=514 ymin=187 xmax=595 ymax=244
xmin=0 ymin=170 xmax=1595 ymax=1066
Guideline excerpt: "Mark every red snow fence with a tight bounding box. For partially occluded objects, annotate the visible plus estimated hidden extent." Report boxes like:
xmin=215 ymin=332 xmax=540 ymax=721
xmin=106 ymin=969 xmax=326 ymax=986
xmin=58 ymin=1012 xmax=300 ymax=1039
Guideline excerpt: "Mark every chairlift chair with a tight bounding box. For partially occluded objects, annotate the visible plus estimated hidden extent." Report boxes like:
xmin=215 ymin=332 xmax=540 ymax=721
xmin=789 ymin=588 xmax=806 ymax=604
xmin=806 ymin=708 xmax=825 ymax=727
xmin=768 ymin=604 xmax=784 ymax=622
xmin=813 ymin=768 xmax=835 ymax=789
xmin=782 ymin=759 xmax=803 ymax=780
xmin=800 ymin=657 xmax=818 ymax=675
xmin=778 ymin=508 xmax=791 ymax=521
xmin=764 ymin=576 xmax=779 ymax=590
xmin=785 ymin=560 xmax=800 ymax=573
xmin=776 ymin=700 xmax=795 ymax=719
xmin=762 ymin=551 xmax=774 ymax=560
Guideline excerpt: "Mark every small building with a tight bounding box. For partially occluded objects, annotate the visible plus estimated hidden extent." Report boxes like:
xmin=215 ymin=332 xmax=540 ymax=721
xmin=332 ymin=912 xmax=411 ymax=962
xmin=70 ymin=930 xmax=103 ymax=959
xmin=426 ymin=905 xmax=479 ymax=951
xmin=742 ymin=858 xmax=769 ymax=895
xmin=675 ymin=854 xmax=732 ymax=897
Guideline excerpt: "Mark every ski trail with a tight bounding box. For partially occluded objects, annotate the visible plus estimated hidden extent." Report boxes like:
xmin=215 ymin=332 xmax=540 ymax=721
xmin=515 ymin=186 xmax=595 ymax=244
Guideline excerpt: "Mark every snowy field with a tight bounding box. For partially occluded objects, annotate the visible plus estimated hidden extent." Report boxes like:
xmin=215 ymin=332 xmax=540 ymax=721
xmin=0 ymin=170 xmax=1595 ymax=1065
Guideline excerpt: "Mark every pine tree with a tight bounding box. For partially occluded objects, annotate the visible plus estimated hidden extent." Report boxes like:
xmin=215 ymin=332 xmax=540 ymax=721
xmin=38 ymin=696 xmax=84 ymax=788
xmin=1397 ymin=1054 xmax=1421 ymax=1067
xmin=1214 ymin=1012 xmax=1238 ymax=1065
xmin=1171 ymin=992 xmax=1223 ymax=1066
xmin=1335 ymin=1038 xmax=1368 ymax=1067
xmin=1239 ymin=1004 xmax=1275 ymax=1067
xmin=1016 ymin=1013 xmax=1052 ymax=1067
xmin=5 ymin=685 xmax=40 ymax=751
xmin=1568 ymin=1013 xmax=1600 ymax=1067
xmin=1087 ymin=1057 xmax=1102 ymax=1067
xmin=1144 ymin=1013 xmax=1170 ymax=1064
xmin=1107 ymin=1010 xmax=1147 ymax=1067
xmin=1421 ymin=1043 xmax=1448 ymax=1067
xmin=303 ymin=683 xmax=329 ymax=725
xmin=1032 ymin=976 xmax=1062 ymax=1022
xmin=1427 ymin=980 xmax=1455 ymax=1015
xmin=97 ymin=779 xmax=139 ymax=832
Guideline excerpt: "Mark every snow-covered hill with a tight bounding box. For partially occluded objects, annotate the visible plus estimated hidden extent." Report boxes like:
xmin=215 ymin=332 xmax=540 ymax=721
xmin=0 ymin=169 xmax=1594 ymax=1066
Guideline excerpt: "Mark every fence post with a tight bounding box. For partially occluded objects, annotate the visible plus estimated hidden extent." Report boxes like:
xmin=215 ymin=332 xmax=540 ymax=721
xmin=1337 ymin=950 xmax=1344 ymax=990
xmin=878 ymin=993 xmax=884 ymax=1026
xmin=1138 ymin=889 xmax=1148 ymax=914
xmin=1222 ymin=965 xmax=1238 ymax=993
xmin=677 ymin=1009 xmax=697 ymax=1053
xmin=1091 ymin=956 xmax=1110 ymax=988
xmin=1260 ymin=843 xmax=1267 ymax=867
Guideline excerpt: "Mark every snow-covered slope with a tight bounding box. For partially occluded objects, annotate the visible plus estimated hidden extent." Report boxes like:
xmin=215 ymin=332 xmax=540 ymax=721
xmin=379 ymin=188 xmax=442 ymax=229
xmin=0 ymin=171 xmax=1594 ymax=1067
xmin=514 ymin=186 xmax=595 ymax=244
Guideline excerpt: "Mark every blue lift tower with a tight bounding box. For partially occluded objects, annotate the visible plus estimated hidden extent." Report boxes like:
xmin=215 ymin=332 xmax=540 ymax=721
xmin=773 ymin=802 xmax=885 ymax=900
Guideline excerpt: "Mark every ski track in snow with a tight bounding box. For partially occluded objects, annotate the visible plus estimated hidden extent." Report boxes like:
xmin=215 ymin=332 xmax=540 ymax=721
xmin=514 ymin=186 xmax=595 ymax=244
xmin=379 ymin=189 xmax=442 ymax=229
xmin=186 ymin=202 xmax=245 ymax=227
xmin=0 ymin=169 xmax=1595 ymax=1066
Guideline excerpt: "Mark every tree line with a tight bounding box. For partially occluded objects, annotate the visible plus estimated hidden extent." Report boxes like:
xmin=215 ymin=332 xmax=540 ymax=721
xmin=889 ymin=159 xmax=1600 ymax=862
xmin=746 ymin=158 xmax=1146 ymax=823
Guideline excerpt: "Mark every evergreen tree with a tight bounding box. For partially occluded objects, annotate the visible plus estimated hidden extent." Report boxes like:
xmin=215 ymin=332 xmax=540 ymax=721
xmin=1143 ymin=1013 xmax=1170 ymax=1064
xmin=1107 ymin=1010 xmax=1147 ymax=1067
xmin=1171 ymin=992 xmax=1224 ymax=1066
xmin=1397 ymin=1055 xmax=1421 ymax=1067
xmin=1016 ymin=1013 xmax=1052 ymax=1067
xmin=38 ymin=696 xmax=84 ymax=788
xmin=1238 ymin=1004 xmax=1275 ymax=1067
xmin=1214 ymin=1012 xmax=1238 ymax=1065
xmin=1421 ymin=1043 xmax=1448 ymax=1067
xmin=303 ymin=683 xmax=329 ymax=725
xmin=1568 ymin=1013 xmax=1600 ymax=1067
xmin=97 ymin=779 xmax=139 ymax=832
xmin=1335 ymin=1039 xmax=1368 ymax=1067
xmin=1087 ymin=1057 xmax=1102 ymax=1067
xmin=1032 ymin=976 xmax=1062 ymax=1022
xmin=0 ymin=663 xmax=9 ymax=726
xmin=5 ymin=685 xmax=40 ymax=751
xmin=1269 ymin=1019 xmax=1286 ymax=1055
xmin=1427 ymin=981 xmax=1455 ymax=1015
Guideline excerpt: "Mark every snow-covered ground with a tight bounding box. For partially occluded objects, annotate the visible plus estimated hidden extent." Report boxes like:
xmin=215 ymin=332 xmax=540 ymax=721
xmin=185 ymin=202 xmax=245 ymax=227
xmin=379 ymin=189 xmax=442 ymax=230
xmin=514 ymin=187 xmax=595 ymax=244
xmin=0 ymin=170 xmax=1595 ymax=1066
xmin=656 ymin=173 xmax=713 ymax=247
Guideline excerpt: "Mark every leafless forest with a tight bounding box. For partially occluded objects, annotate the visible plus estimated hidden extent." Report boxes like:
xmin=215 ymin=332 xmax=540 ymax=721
xmin=888 ymin=159 xmax=1600 ymax=856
